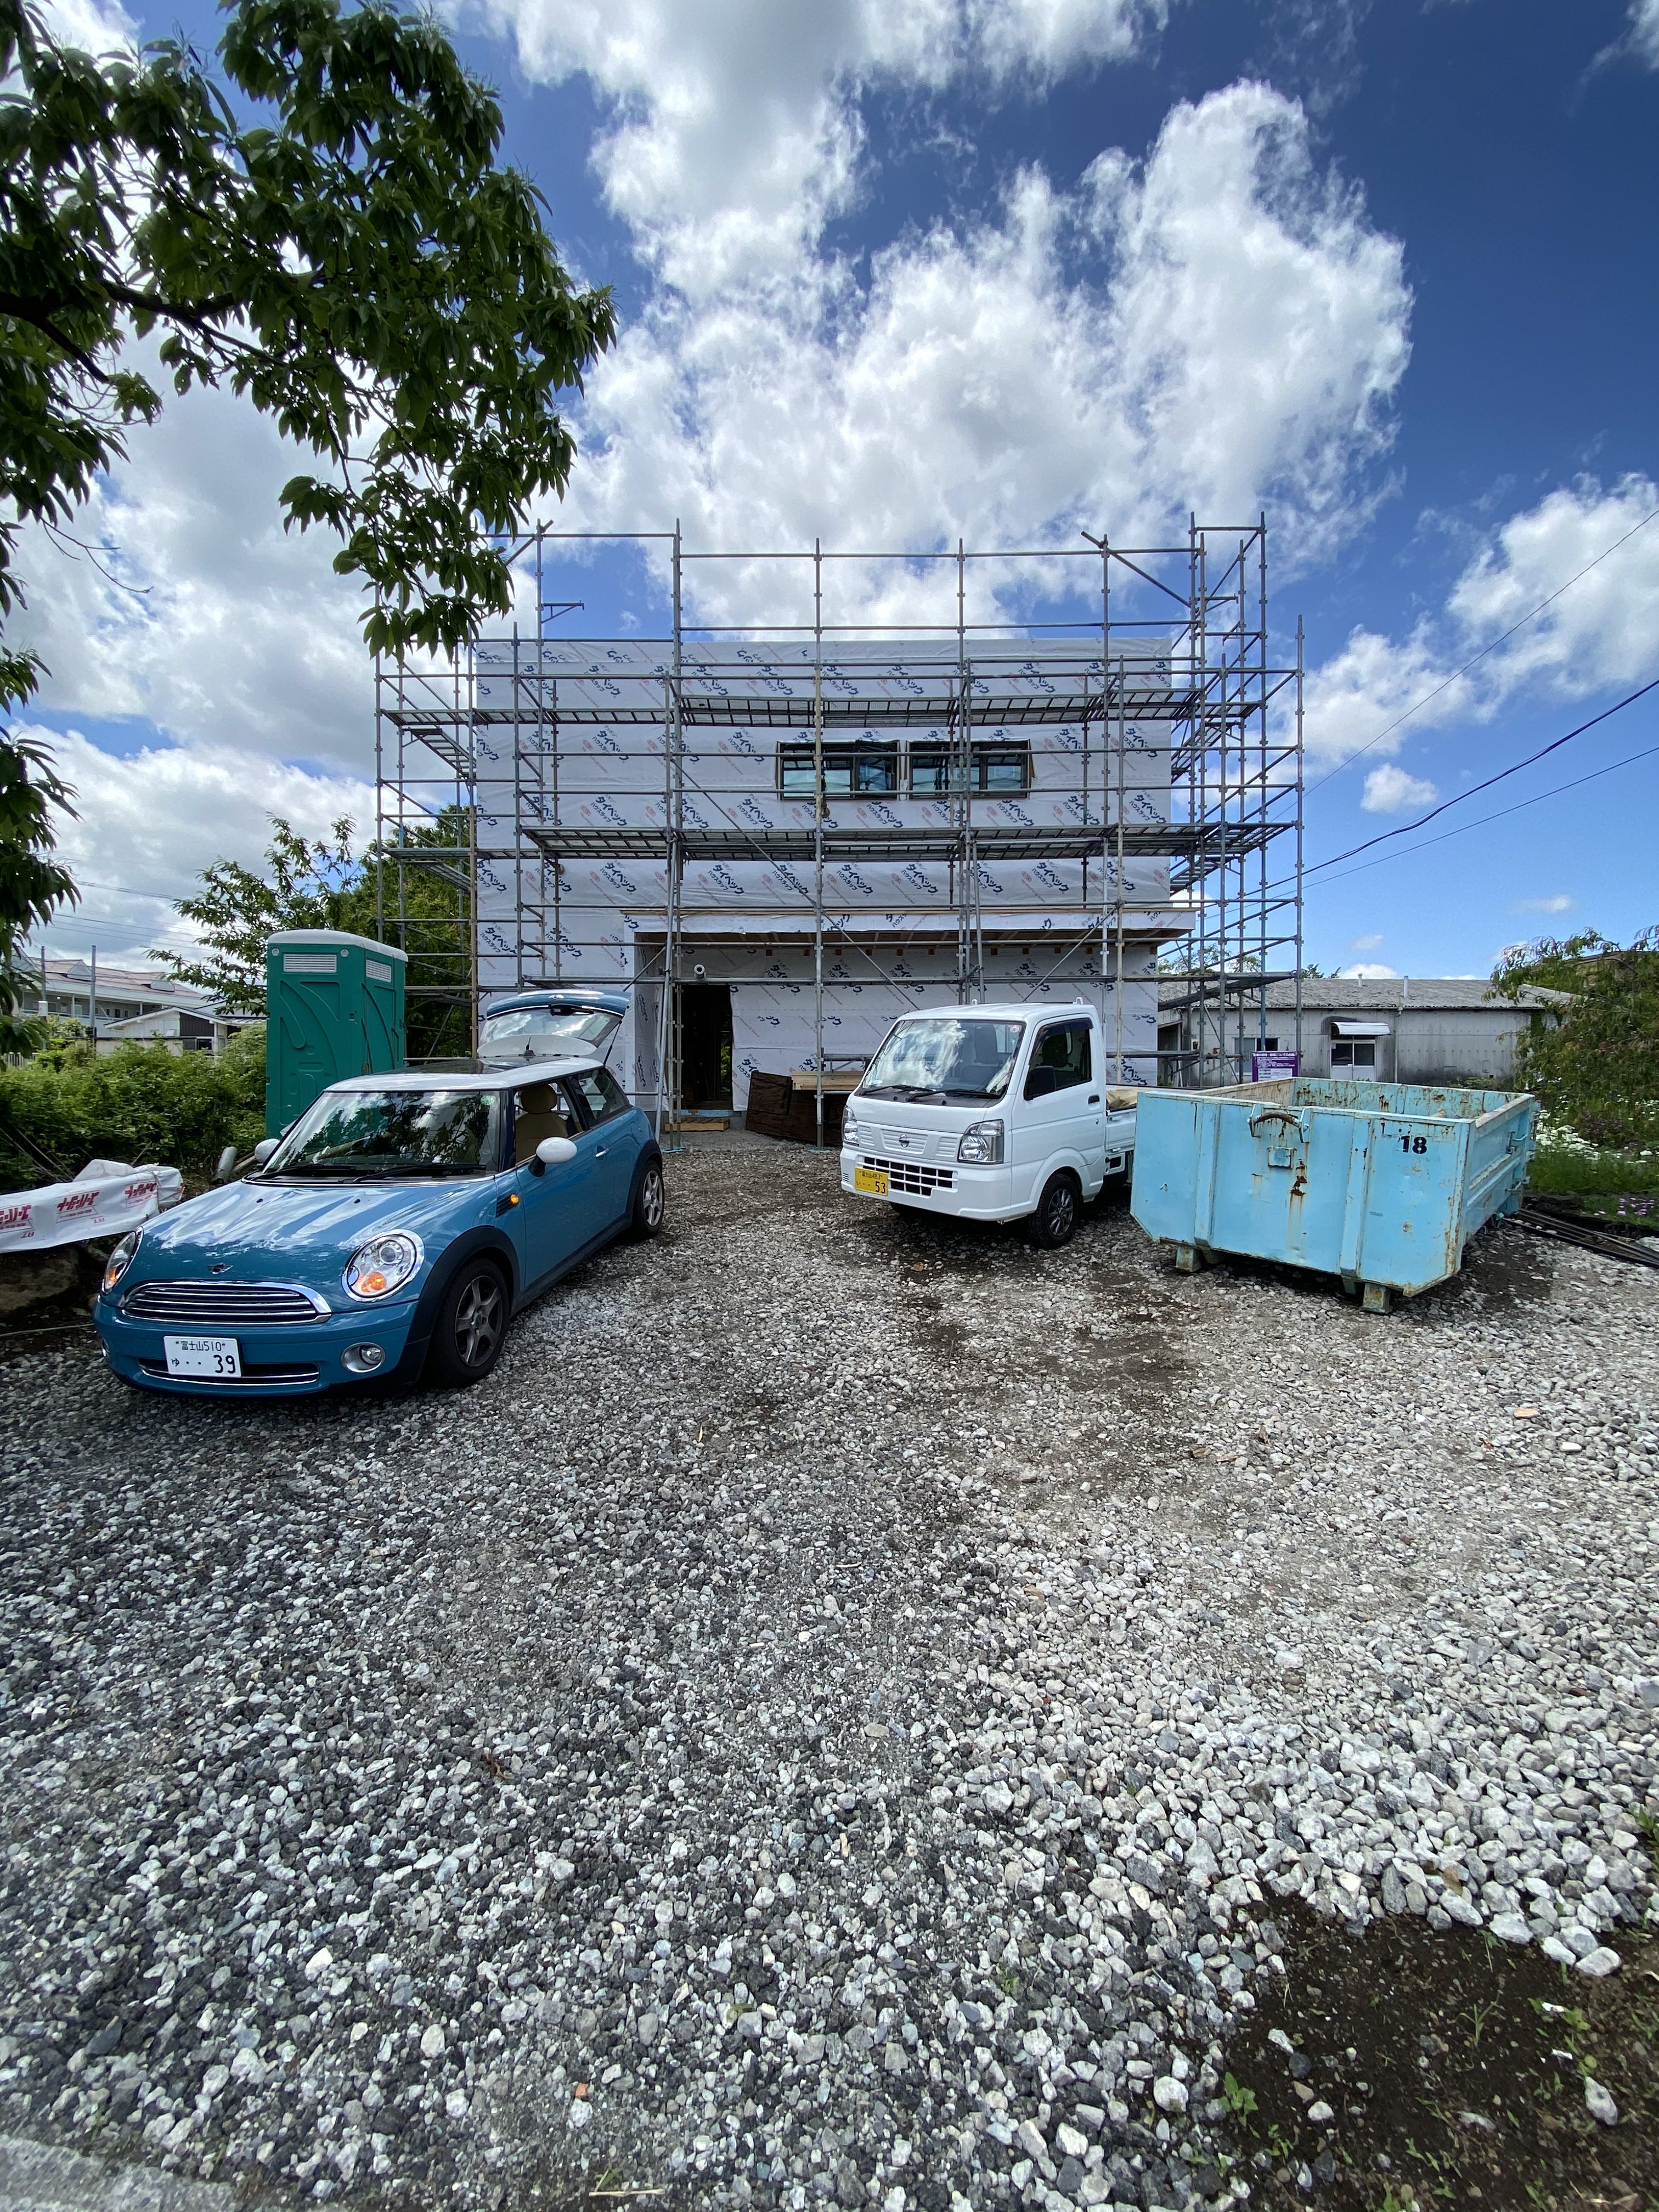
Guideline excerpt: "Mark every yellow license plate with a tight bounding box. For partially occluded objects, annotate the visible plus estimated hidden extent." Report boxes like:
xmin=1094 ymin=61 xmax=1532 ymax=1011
xmin=854 ymin=1165 xmax=889 ymax=1197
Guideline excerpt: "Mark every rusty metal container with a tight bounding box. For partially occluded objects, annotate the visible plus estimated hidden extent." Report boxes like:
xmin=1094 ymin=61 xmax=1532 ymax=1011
xmin=1129 ymin=1077 xmax=1538 ymax=1310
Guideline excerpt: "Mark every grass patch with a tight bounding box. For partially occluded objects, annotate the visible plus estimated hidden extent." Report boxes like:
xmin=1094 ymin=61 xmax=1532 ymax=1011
xmin=1527 ymin=1133 xmax=1659 ymax=1199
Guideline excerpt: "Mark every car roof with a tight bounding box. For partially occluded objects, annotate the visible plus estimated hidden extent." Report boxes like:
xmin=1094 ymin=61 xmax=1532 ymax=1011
xmin=888 ymin=1001 xmax=1093 ymax=1024
xmin=324 ymin=1058 xmax=607 ymax=1095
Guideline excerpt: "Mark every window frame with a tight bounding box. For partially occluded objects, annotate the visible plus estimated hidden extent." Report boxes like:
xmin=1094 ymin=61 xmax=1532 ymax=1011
xmin=567 ymin=1065 xmax=631 ymax=1127
xmin=1329 ymin=1039 xmax=1378 ymax=1073
xmin=776 ymin=739 xmax=901 ymax=802
xmin=1023 ymin=1019 xmax=1093 ymax=1100
xmin=906 ymin=740 xmax=1032 ymax=799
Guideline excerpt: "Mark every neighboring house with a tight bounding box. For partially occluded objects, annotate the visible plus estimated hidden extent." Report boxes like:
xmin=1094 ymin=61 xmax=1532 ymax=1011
xmin=1159 ymin=975 xmax=1572 ymax=1087
xmin=27 ymin=957 xmax=251 ymax=1054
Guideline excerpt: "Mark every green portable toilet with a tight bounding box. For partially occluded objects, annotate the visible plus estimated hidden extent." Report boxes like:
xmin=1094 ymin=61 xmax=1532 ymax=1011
xmin=264 ymin=929 xmax=408 ymax=1137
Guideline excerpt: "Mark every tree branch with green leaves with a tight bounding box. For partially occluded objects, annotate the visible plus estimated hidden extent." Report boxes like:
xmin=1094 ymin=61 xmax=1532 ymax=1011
xmin=0 ymin=0 xmax=614 ymax=1029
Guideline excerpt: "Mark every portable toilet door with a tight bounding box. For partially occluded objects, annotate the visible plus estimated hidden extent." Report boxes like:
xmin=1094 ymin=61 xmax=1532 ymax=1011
xmin=264 ymin=929 xmax=409 ymax=1137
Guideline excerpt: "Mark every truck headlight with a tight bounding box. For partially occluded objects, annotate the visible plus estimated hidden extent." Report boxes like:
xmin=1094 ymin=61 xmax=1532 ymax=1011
xmin=346 ymin=1233 xmax=423 ymax=1300
xmin=101 ymin=1232 xmax=138 ymax=1295
xmin=957 ymin=1120 xmax=1004 ymax=1165
xmin=841 ymin=1110 xmax=861 ymax=1150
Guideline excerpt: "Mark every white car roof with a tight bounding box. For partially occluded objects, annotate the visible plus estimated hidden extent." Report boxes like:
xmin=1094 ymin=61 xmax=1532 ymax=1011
xmin=325 ymin=1057 xmax=607 ymax=1095
xmin=888 ymin=1001 xmax=1093 ymax=1024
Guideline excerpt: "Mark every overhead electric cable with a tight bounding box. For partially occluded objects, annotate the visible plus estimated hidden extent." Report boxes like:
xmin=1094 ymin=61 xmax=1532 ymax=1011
xmin=1306 ymin=733 xmax=1659 ymax=890
xmin=1305 ymin=498 xmax=1659 ymax=795
xmin=1291 ymin=673 xmax=1659 ymax=887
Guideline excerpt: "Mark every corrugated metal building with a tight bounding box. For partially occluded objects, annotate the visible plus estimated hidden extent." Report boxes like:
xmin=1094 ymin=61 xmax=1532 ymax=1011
xmin=1159 ymin=975 xmax=1571 ymax=1086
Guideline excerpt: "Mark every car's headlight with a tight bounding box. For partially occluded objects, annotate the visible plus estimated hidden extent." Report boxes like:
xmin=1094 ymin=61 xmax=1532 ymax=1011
xmin=957 ymin=1120 xmax=1005 ymax=1165
xmin=101 ymin=1232 xmax=138 ymax=1295
xmin=345 ymin=1233 xmax=423 ymax=1300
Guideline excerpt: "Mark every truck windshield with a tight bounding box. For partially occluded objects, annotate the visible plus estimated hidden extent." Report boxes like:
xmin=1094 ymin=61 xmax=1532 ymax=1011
xmin=860 ymin=1018 xmax=1025 ymax=1102
xmin=265 ymin=1090 xmax=503 ymax=1178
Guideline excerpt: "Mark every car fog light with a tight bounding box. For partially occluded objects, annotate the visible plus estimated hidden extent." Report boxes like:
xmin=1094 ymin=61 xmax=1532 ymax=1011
xmin=343 ymin=1342 xmax=387 ymax=1374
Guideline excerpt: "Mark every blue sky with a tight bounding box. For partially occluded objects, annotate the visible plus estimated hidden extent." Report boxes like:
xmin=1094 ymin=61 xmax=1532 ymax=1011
xmin=17 ymin=0 xmax=1659 ymax=979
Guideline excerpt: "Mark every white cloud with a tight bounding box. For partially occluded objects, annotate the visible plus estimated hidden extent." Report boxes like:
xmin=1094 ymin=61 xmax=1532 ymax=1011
xmin=12 ymin=365 xmax=372 ymax=770
xmin=1513 ymin=893 xmax=1576 ymax=915
xmin=556 ymin=81 xmax=1410 ymax=619
xmin=1337 ymin=961 xmax=1397 ymax=979
xmin=23 ymin=725 xmax=373 ymax=968
xmin=468 ymin=0 xmax=1169 ymax=297
xmin=37 ymin=0 xmax=135 ymax=49
xmin=1626 ymin=0 xmax=1659 ymax=66
xmin=1304 ymin=473 xmax=1659 ymax=769
xmin=1361 ymin=763 xmax=1437 ymax=814
xmin=1347 ymin=931 xmax=1384 ymax=951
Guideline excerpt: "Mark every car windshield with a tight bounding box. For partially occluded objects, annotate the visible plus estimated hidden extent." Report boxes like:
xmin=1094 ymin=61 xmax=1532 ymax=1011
xmin=479 ymin=1006 xmax=618 ymax=1060
xmin=859 ymin=1018 xmax=1025 ymax=1102
xmin=265 ymin=1089 xmax=503 ymax=1178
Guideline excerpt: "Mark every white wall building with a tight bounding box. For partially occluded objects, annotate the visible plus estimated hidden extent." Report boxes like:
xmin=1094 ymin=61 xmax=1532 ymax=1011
xmin=467 ymin=637 xmax=1183 ymax=1111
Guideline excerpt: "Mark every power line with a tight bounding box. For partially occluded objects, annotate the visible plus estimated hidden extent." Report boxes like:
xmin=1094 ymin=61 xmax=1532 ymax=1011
xmin=1294 ymin=673 xmax=1659 ymax=886
xmin=1304 ymin=732 xmax=1659 ymax=890
xmin=1305 ymin=497 xmax=1659 ymax=795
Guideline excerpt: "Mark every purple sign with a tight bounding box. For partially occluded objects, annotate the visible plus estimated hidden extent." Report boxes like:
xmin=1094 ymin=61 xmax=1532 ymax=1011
xmin=1251 ymin=1050 xmax=1300 ymax=1082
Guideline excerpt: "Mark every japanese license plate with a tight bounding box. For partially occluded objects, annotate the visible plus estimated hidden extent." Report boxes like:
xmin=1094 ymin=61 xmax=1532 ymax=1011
xmin=854 ymin=1165 xmax=889 ymax=1197
xmin=163 ymin=1334 xmax=242 ymax=1379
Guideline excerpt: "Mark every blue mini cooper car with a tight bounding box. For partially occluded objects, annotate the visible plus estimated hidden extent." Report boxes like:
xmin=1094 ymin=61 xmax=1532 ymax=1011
xmin=94 ymin=1058 xmax=664 ymax=1396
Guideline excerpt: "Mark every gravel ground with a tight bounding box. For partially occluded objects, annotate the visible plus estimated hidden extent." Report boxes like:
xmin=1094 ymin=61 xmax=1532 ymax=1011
xmin=2 ymin=1137 xmax=1656 ymax=2212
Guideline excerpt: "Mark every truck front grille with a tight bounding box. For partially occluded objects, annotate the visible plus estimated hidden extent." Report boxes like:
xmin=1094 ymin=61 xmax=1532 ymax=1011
xmin=862 ymin=1154 xmax=956 ymax=1197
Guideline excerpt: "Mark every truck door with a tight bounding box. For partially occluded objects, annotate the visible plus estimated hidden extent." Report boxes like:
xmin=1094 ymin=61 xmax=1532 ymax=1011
xmin=1013 ymin=1017 xmax=1105 ymax=1203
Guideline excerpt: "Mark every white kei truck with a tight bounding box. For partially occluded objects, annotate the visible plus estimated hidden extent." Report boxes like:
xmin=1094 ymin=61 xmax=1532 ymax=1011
xmin=838 ymin=1002 xmax=1138 ymax=1248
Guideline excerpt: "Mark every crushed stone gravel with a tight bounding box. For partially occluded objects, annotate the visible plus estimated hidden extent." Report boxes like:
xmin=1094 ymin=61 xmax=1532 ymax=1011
xmin=1 ymin=1137 xmax=1655 ymax=2212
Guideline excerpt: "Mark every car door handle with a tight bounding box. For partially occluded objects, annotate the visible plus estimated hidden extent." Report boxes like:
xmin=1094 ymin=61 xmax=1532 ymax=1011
xmin=594 ymin=1146 xmax=608 ymax=1157
xmin=1088 ymin=1095 xmax=1101 ymax=1105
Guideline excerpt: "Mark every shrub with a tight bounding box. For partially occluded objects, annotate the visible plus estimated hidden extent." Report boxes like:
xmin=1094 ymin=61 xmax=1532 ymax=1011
xmin=1492 ymin=928 xmax=1659 ymax=1150
xmin=0 ymin=1026 xmax=266 ymax=1192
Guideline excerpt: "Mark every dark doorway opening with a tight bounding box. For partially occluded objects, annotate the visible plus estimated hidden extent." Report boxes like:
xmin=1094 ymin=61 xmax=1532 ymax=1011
xmin=680 ymin=984 xmax=733 ymax=1109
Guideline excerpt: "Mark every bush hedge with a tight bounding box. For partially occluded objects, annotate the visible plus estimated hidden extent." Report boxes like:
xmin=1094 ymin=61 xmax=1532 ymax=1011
xmin=0 ymin=1026 xmax=266 ymax=1192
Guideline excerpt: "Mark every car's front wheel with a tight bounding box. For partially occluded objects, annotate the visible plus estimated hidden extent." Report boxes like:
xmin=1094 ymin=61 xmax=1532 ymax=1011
xmin=1028 ymin=1170 xmax=1081 ymax=1250
xmin=629 ymin=1156 xmax=667 ymax=1239
xmin=427 ymin=1260 xmax=509 ymax=1387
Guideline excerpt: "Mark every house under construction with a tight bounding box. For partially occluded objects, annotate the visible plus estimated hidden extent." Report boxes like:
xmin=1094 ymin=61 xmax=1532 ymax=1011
xmin=374 ymin=525 xmax=1305 ymax=1124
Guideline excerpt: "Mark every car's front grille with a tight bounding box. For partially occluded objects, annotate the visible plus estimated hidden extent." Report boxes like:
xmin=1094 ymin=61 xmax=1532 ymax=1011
xmin=138 ymin=1359 xmax=322 ymax=1388
xmin=122 ymin=1281 xmax=329 ymax=1327
xmin=862 ymin=1154 xmax=956 ymax=1196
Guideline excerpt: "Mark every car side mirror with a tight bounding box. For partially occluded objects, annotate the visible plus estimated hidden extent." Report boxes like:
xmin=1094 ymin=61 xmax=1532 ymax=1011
xmin=535 ymin=1135 xmax=578 ymax=1168
xmin=251 ymin=1138 xmax=280 ymax=1166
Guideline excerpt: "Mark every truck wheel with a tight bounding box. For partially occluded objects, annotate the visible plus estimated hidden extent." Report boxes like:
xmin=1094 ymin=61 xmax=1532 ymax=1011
xmin=426 ymin=1260 xmax=509 ymax=1386
xmin=1028 ymin=1171 xmax=1081 ymax=1250
xmin=629 ymin=1156 xmax=666 ymax=1239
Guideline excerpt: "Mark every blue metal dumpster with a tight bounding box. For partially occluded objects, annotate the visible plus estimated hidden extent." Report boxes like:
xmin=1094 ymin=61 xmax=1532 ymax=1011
xmin=1130 ymin=1078 xmax=1538 ymax=1310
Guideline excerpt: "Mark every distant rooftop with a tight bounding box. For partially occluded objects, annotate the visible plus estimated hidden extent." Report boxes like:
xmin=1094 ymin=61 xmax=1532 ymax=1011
xmin=1261 ymin=975 xmax=1571 ymax=1013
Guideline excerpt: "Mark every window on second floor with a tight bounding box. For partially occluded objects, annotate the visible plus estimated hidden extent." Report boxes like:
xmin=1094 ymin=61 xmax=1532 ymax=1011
xmin=908 ymin=741 xmax=1032 ymax=798
xmin=778 ymin=740 xmax=900 ymax=800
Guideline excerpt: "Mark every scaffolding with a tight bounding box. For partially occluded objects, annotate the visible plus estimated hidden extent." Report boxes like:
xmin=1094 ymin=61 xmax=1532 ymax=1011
xmin=374 ymin=522 xmax=1304 ymax=1122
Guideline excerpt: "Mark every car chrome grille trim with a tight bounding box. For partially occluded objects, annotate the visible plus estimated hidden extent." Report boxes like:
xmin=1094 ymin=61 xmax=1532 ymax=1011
xmin=859 ymin=1153 xmax=956 ymax=1195
xmin=137 ymin=1359 xmax=322 ymax=1387
xmin=122 ymin=1281 xmax=331 ymax=1326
